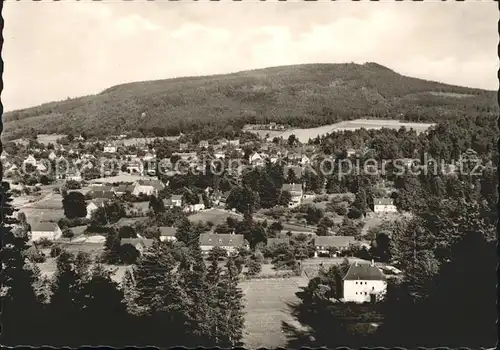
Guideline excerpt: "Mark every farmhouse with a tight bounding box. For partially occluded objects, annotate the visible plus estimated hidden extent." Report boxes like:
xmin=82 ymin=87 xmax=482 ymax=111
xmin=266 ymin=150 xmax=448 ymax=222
xmin=373 ymin=198 xmax=397 ymax=214
xmin=199 ymin=140 xmax=209 ymax=148
xmin=313 ymin=236 xmax=356 ymax=257
xmin=90 ymin=190 xmax=115 ymax=200
xmin=179 ymin=143 xmax=189 ymax=151
xmin=23 ymin=155 xmax=37 ymax=167
xmin=131 ymin=179 xmax=165 ymax=197
xmin=159 ymin=226 xmax=177 ymax=242
xmin=228 ymin=139 xmax=240 ymax=147
xmin=120 ymin=238 xmax=154 ymax=255
xmin=284 ymin=166 xmax=304 ymax=181
xmin=199 ymin=233 xmax=247 ymax=255
xmin=343 ymin=261 xmax=387 ymax=303
xmin=267 ymin=237 xmax=290 ymax=247
xmin=30 ymin=222 xmax=63 ymax=242
xmin=281 ymin=183 xmax=304 ymax=207
xmin=249 ymin=152 xmax=264 ymax=167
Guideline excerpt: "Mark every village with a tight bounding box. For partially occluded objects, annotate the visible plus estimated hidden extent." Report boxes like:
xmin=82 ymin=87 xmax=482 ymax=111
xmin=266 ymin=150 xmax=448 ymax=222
xmin=2 ymin=129 xmax=411 ymax=287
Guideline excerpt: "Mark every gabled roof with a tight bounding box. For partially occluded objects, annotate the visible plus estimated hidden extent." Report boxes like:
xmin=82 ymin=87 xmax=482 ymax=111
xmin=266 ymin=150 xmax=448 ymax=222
xmin=282 ymin=183 xmax=303 ymax=192
xmin=136 ymin=179 xmax=164 ymax=190
xmin=159 ymin=226 xmax=177 ymax=237
xmin=374 ymin=198 xmax=394 ymax=206
xmin=267 ymin=237 xmax=290 ymax=247
xmin=120 ymin=238 xmax=154 ymax=248
xmin=314 ymin=235 xmax=356 ymax=248
xmin=284 ymin=166 xmax=304 ymax=179
xmin=199 ymin=233 xmax=245 ymax=247
xmin=343 ymin=263 xmax=386 ymax=281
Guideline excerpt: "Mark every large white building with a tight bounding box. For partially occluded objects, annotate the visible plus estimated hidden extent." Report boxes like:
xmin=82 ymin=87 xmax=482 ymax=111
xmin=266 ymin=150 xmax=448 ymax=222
xmin=373 ymin=198 xmax=397 ymax=214
xmin=343 ymin=261 xmax=387 ymax=303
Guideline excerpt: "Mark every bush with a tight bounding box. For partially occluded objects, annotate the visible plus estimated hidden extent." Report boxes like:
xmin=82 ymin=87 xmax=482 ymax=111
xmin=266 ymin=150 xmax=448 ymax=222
xmin=347 ymin=207 xmax=363 ymax=219
xmin=335 ymin=205 xmax=348 ymax=216
xmin=25 ymin=247 xmax=46 ymax=263
xmin=245 ymin=259 xmax=262 ymax=277
xmin=37 ymin=237 xmax=53 ymax=248
xmin=50 ymin=245 xmax=62 ymax=258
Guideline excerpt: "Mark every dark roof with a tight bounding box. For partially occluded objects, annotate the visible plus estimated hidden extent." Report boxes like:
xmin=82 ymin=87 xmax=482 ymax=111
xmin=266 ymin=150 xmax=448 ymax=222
xmin=91 ymin=185 xmax=112 ymax=192
xmin=314 ymin=235 xmax=356 ymax=248
xmin=114 ymin=184 xmax=135 ymax=193
xmin=199 ymin=233 xmax=245 ymax=247
xmin=171 ymin=194 xmax=183 ymax=201
xmin=120 ymin=238 xmax=154 ymax=248
xmin=91 ymin=190 xmax=116 ymax=199
xmin=267 ymin=237 xmax=290 ymax=247
xmin=284 ymin=166 xmax=304 ymax=179
xmin=282 ymin=183 xmax=303 ymax=192
xmin=159 ymin=226 xmax=177 ymax=237
xmin=343 ymin=263 xmax=386 ymax=281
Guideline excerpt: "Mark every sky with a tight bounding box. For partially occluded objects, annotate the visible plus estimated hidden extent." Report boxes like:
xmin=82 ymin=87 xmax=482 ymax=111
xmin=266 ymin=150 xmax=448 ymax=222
xmin=2 ymin=1 xmax=498 ymax=112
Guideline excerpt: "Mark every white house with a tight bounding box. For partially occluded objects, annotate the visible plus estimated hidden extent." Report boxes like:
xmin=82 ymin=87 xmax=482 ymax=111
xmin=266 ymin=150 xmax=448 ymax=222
xmin=199 ymin=233 xmax=247 ymax=255
xmin=313 ymin=236 xmax=357 ymax=257
xmin=23 ymin=155 xmax=37 ymax=167
xmin=131 ymin=179 xmax=165 ymax=197
xmin=199 ymin=140 xmax=209 ymax=148
xmin=66 ymin=170 xmax=82 ymax=182
xmin=104 ymin=144 xmax=117 ymax=153
xmin=281 ymin=183 xmax=304 ymax=207
xmin=300 ymin=155 xmax=311 ymax=165
xmin=165 ymin=194 xmax=183 ymax=208
xmin=373 ymin=198 xmax=397 ymax=214
xmin=86 ymin=198 xmax=109 ymax=219
xmin=30 ymin=222 xmax=63 ymax=242
xmin=214 ymin=152 xmax=225 ymax=159
xmin=342 ymin=261 xmax=387 ymax=303
xmin=228 ymin=139 xmax=240 ymax=147
xmin=249 ymin=152 xmax=264 ymax=166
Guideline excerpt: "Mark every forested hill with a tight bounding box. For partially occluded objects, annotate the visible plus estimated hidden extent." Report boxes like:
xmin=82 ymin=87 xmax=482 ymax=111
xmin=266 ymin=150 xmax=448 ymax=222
xmin=3 ymin=62 xmax=497 ymax=140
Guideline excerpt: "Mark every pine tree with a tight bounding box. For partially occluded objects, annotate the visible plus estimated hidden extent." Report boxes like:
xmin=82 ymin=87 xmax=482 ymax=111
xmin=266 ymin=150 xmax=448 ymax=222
xmin=0 ymin=181 xmax=45 ymax=345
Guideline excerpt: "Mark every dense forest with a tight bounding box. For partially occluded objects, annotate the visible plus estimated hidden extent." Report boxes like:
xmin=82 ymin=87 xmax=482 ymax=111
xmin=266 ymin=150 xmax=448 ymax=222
xmin=3 ymin=62 xmax=497 ymax=140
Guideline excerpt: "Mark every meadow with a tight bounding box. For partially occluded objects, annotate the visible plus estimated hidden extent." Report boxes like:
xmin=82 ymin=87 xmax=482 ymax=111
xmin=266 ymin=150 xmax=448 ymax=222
xmin=245 ymin=119 xmax=436 ymax=143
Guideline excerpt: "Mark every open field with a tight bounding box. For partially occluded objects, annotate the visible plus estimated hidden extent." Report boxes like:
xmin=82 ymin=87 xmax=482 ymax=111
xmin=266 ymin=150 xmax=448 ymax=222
xmin=245 ymin=119 xmax=436 ymax=143
xmin=36 ymin=134 xmax=67 ymax=145
xmin=90 ymin=175 xmax=158 ymax=184
xmin=241 ymin=277 xmax=310 ymax=349
xmin=121 ymin=136 xmax=179 ymax=146
xmin=189 ymin=208 xmax=243 ymax=226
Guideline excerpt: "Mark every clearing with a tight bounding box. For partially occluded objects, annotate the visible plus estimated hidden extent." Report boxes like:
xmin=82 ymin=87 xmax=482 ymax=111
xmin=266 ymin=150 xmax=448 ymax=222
xmin=241 ymin=277 xmax=310 ymax=349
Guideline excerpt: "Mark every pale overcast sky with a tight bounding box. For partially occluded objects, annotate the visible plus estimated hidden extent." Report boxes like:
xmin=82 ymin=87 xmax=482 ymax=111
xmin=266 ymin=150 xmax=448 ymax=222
xmin=2 ymin=1 xmax=498 ymax=112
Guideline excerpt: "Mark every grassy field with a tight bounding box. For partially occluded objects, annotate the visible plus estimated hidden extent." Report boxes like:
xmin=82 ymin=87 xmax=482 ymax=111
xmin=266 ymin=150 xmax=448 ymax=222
xmin=246 ymin=119 xmax=436 ymax=143
xmin=241 ymin=277 xmax=310 ymax=349
xmin=189 ymin=208 xmax=243 ymax=226
xmin=36 ymin=133 xmax=67 ymax=145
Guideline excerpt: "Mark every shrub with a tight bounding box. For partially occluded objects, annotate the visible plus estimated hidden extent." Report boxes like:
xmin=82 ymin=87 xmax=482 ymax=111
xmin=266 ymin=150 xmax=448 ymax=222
xmin=37 ymin=237 xmax=53 ymax=248
xmin=245 ymin=259 xmax=262 ymax=277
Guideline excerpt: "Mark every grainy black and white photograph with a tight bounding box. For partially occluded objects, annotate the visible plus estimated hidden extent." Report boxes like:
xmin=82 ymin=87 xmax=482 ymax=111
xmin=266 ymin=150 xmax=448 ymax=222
xmin=0 ymin=1 xmax=498 ymax=348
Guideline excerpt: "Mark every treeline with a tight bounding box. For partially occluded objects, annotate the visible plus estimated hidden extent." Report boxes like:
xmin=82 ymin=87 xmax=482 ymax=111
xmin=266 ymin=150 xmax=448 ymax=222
xmin=0 ymin=182 xmax=245 ymax=347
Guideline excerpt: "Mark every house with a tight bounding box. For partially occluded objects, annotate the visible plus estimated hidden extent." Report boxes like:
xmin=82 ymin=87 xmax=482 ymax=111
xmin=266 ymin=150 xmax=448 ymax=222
xmin=159 ymin=226 xmax=177 ymax=242
xmin=249 ymin=152 xmax=264 ymax=166
xmin=228 ymin=139 xmax=240 ymax=147
xmin=104 ymin=144 xmax=117 ymax=153
xmin=86 ymin=198 xmax=110 ymax=219
xmin=170 ymin=194 xmax=183 ymax=207
xmin=30 ymin=222 xmax=62 ymax=242
xmin=281 ymin=183 xmax=304 ymax=207
xmin=23 ymin=155 xmax=37 ymax=167
xmin=199 ymin=233 xmax=247 ymax=255
xmin=143 ymin=152 xmax=156 ymax=161
xmin=214 ymin=151 xmax=225 ymax=159
xmin=120 ymin=238 xmax=154 ymax=255
xmin=114 ymin=183 xmax=135 ymax=196
xmin=373 ymin=198 xmax=397 ymax=214
xmin=300 ymin=155 xmax=311 ymax=166
xmin=199 ymin=140 xmax=209 ymax=149
xmin=48 ymin=151 xmax=57 ymax=161
xmin=342 ymin=261 xmax=387 ymax=303
xmin=131 ymin=179 xmax=165 ymax=197
xmin=126 ymin=161 xmax=144 ymax=175
xmin=36 ymin=161 xmax=48 ymax=172
xmin=218 ymin=138 xmax=228 ymax=148
xmin=267 ymin=237 xmax=290 ymax=247
xmin=179 ymin=143 xmax=189 ymax=151
xmin=172 ymin=152 xmax=198 ymax=162
xmin=313 ymin=236 xmax=357 ymax=257
xmin=346 ymin=148 xmax=357 ymax=157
